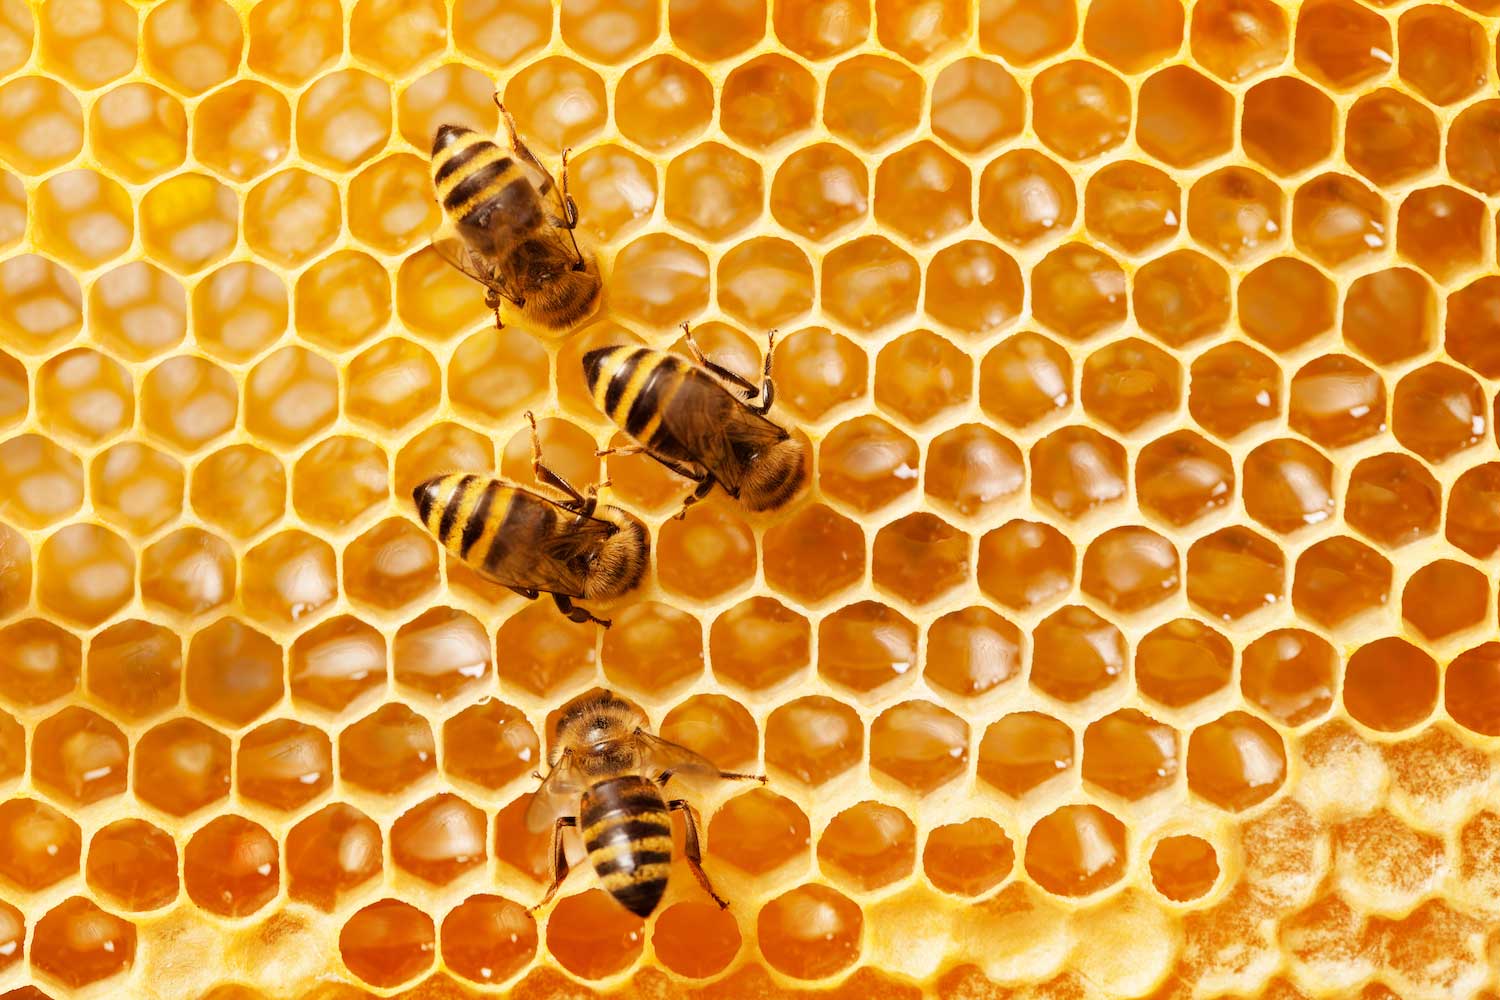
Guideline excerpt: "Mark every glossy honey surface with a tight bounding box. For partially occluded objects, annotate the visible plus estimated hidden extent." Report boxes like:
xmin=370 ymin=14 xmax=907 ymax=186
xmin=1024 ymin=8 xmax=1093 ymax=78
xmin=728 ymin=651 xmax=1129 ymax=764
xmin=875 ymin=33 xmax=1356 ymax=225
xmin=1 ymin=0 xmax=1500 ymax=997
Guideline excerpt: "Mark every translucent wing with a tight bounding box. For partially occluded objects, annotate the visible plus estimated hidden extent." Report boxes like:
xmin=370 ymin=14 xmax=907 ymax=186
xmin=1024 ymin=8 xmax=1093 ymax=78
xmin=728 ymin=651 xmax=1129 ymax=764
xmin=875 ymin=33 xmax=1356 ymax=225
xmin=524 ymin=753 xmax=586 ymax=833
xmin=431 ymin=225 xmax=500 ymax=290
xmin=635 ymin=729 xmax=726 ymax=785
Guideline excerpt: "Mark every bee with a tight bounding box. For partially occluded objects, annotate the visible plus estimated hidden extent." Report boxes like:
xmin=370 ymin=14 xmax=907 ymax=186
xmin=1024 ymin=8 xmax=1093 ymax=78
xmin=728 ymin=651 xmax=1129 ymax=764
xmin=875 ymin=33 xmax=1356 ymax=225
xmin=584 ymin=325 xmax=807 ymax=519
xmin=411 ymin=412 xmax=647 ymax=627
xmin=528 ymin=689 xmax=764 ymax=916
xmin=429 ymin=96 xmax=602 ymax=334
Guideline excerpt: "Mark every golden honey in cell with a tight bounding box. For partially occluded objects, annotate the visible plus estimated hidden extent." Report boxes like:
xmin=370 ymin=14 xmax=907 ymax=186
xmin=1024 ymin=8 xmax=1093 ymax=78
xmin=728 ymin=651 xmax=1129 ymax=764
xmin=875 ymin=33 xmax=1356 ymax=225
xmin=528 ymin=689 xmax=762 ymax=916
xmin=429 ymin=100 xmax=601 ymax=334
xmin=411 ymin=413 xmax=646 ymax=627
xmin=584 ymin=326 xmax=806 ymax=517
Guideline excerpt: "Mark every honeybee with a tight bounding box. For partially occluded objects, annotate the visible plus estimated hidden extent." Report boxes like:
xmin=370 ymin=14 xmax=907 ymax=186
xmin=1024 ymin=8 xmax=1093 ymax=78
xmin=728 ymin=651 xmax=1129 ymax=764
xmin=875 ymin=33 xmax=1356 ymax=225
xmin=584 ymin=325 xmax=807 ymax=519
xmin=411 ymin=413 xmax=647 ymax=627
xmin=429 ymin=97 xmax=602 ymax=334
xmin=528 ymin=689 xmax=764 ymax=916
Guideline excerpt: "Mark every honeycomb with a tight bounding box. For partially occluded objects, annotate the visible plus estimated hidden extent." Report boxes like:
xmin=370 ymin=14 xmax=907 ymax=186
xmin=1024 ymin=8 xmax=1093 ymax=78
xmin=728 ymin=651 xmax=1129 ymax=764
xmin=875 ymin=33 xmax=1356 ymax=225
xmin=2 ymin=0 xmax=1500 ymax=996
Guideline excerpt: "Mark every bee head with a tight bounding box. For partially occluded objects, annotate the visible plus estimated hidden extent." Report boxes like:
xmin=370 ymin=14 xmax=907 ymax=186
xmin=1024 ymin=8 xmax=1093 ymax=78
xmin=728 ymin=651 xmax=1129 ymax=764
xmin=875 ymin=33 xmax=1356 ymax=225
xmin=551 ymin=689 xmax=644 ymax=763
xmin=742 ymin=435 xmax=807 ymax=512
xmin=431 ymin=123 xmax=473 ymax=156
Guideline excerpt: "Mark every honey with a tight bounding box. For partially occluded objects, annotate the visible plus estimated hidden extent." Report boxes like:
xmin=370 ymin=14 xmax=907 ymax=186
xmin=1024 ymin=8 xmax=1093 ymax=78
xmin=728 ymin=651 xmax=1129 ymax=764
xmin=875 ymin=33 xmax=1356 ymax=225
xmin=0 ymin=0 xmax=1496 ymax=995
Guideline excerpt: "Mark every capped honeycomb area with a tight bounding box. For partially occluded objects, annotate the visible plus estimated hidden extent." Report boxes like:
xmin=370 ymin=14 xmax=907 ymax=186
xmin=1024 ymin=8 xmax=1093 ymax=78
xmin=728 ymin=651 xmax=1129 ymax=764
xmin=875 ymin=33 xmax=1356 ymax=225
xmin=2 ymin=0 xmax=1500 ymax=996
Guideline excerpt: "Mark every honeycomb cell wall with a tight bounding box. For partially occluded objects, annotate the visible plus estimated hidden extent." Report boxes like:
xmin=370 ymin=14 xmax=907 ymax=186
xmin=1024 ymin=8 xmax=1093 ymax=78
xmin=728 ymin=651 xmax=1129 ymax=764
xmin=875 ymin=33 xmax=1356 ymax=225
xmin=0 ymin=0 xmax=1499 ymax=997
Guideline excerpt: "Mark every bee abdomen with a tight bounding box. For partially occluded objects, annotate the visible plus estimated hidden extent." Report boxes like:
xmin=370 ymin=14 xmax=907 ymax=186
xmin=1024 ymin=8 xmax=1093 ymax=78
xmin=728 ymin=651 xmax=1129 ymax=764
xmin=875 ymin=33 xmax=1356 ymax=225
xmin=581 ymin=778 xmax=673 ymax=916
xmin=413 ymin=474 xmax=517 ymax=564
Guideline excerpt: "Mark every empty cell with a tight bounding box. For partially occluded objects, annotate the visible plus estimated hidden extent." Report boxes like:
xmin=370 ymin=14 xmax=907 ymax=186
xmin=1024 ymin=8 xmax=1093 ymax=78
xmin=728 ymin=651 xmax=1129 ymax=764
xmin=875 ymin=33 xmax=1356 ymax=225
xmin=1136 ymin=430 xmax=1234 ymax=526
xmin=33 ymin=169 xmax=132 ymax=270
xmin=194 ymin=82 xmax=291 ymax=182
xmin=819 ymin=801 xmax=916 ymax=890
xmin=930 ymin=57 xmax=1024 ymax=154
xmin=1345 ymin=452 xmax=1440 ymax=549
xmin=979 ymin=0 xmax=1075 ymax=64
xmin=1291 ymin=535 xmax=1392 ymax=629
xmin=1241 ymin=628 xmax=1336 ymax=725
xmin=1136 ymin=618 xmax=1232 ymax=709
xmin=248 ymin=0 xmax=343 ymax=84
xmin=38 ymin=0 xmax=137 ymax=87
xmin=721 ymin=54 xmax=816 ymax=150
xmin=978 ymin=332 xmax=1073 ymax=429
xmin=1025 ymin=804 xmax=1128 ymax=897
xmin=92 ymin=262 xmax=187 ymax=362
xmin=349 ymin=154 xmax=442 ymax=255
xmin=296 ymin=69 xmax=390 ymax=171
xmin=244 ymin=169 xmax=340 ymax=268
xmin=1403 ymin=560 xmax=1488 ymax=641
xmin=0 ymin=435 xmax=83 ymax=531
xmin=616 ymin=56 xmax=713 ymax=152
xmin=1343 ymin=637 xmax=1437 ymax=733
xmin=346 ymin=339 xmax=440 ymax=432
xmin=1031 ymin=243 xmax=1127 ymax=342
xmin=666 ymin=142 xmax=762 ymax=242
xmin=1242 ymin=439 xmax=1335 ymax=534
xmin=37 ymin=349 xmax=132 ymax=445
xmin=0 ymin=253 xmax=83 ymax=354
xmin=0 ymin=76 xmax=83 ymax=175
xmin=91 ymin=83 xmax=186 ymax=184
xmin=245 ymin=346 xmax=338 ymax=447
xmin=350 ymin=0 xmax=445 ymax=76
xmin=37 ymin=523 xmax=134 ymax=627
xmin=1032 ymin=61 xmax=1131 ymax=161
xmin=194 ymin=262 xmax=287 ymax=363
xmin=141 ymin=174 xmax=239 ymax=274
xmin=143 ymin=0 xmax=241 ymax=96
xmin=1344 ymin=90 xmax=1439 ymax=188
xmin=774 ymin=0 xmax=868 ymax=58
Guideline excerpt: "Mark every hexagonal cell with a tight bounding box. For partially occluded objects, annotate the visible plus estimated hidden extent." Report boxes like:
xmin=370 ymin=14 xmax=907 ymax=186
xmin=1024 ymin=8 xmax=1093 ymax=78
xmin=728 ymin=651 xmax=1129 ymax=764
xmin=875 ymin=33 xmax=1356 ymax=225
xmin=669 ymin=0 xmax=764 ymax=60
xmin=1343 ymin=637 xmax=1438 ymax=733
xmin=772 ymin=0 xmax=868 ymax=58
xmin=757 ymin=883 xmax=863 ymax=980
xmin=977 ymin=712 xmax=1073 ymax=801
xmin=1396 ymin=186 xmax=1486 ymax=287
xmin=287 ymin=803 xmax=382 ymax=910
xmin=339 ymin=518 xmax=436 ymax=614
xmin=1185 ymin=526 xmax=1284 ymax=621
xmin=243 ymin=346 xmax=339 ymax=448
xmin=1082 ymin=0 xmax=1182 ymax=73
xmin=923 ymin=817 xmax=1015 ymax=897
xmin=0 ymin=435 xmax=84 ymax=532
xmin=925 ymin=240 xmax=1024 ymax=337
xmin=870 ymin=330 xmax=969 ymax=429
xmin=33 ymin=349 xmax=132 ymax=448
xmin=31 ymin=897 xmax=135 ymax=989
xmin=143 ymin=0 xmax=241 ymax=95
xmin=1346 ymin=452 xmax=1441 ymax=549
xmin=718 ymin=237 xmax=814 ymax=328
xmin=340 ymin=703 xmax=436 ymax=795
xmin=349 ymin=0 xmax=445 ymax=77
xmin=193 ymin=82 xmax=291 ymax=183
xmin=1025 ymin=804 xmax=1127 ymax=897
xmin=392 ymin=607 xmax=491 ymax=702
xmin=1083 ymin=162 xmax=1180 ymax=257
xmin=0 ymin=253 xmax=83 ymax=354
xmin=293 ymin=437 xmax=388 ymax=533
xmin=37 ymin=523 xmax=133 ymax=627
xmin=1190 ymin=0 xmax=1287 ymax=82
xmin=1292 ymin=536 xmax=1392 ymax=629
xmin=1240 ymin=628 xmax=1336 ymax=725
xmin=0 ymin=76 xmax=83 ymax=176
xmin=87 ymin=620 xmax=181 ymax=721
xmin=1238 ymin=256 xmax=1336 ymax=355
xmin=921 ymin=606 xmax=1020 ymax=702
xmin=873 ymin=142 xmax=970 ymax=245
xmin=1031 ymin=243 xmax=1127 ymax=342
xmin=448 ymin=329 xmax=548 ymax=428
xmin=1031 ymin=605 xmax=1126 ymax=704
xmin=1134 ymin=250 xmax=1230 ymax=350
xmin=709 ymin=597 xmax=810 ymax=694
xmin=1137 ymin=430 xmax=1234 ymax=527
xmin=490 ymin=606 xmax=593 ymax=703
xmin=826 ymin=54 xmax=927 ymax=153
xmin=292 ymin=68 xmax=390 ymax=173
xmin=289 ymin=614 xmax=387 ymax=714
xmin=248 ymin=0 xmax=342 ymax=84
xmin=1398 ymin=5 xmax=1487 ymax=106
xmin=602 ymin=602 xmax=704 ymax=699
xmin=616 ymin=55 xmax=713 ymax=152
xmin=870 ymin=513 xmax=968 ymax=608
xmin=930 ymin=57 xmax=1023 ymax=154
xmin=1186 ymin=167 xmax=1284 ymax=265
xmin=1083 ymin=709 xmax=1179 ymax=800
xmin=1242 ymin=77 xmax=1335 ymax=177
xmin=32 ymin=706 xmax=126 ymax=806
xmin=1032 ymin=60 xmax=1130 ymax=161
xmin=241 ymin=530 xmax=337 ymax=628
xmin=765 ymin=329 xmax=865 ymax=424
xmin=1391 ymin=364 xmax=1485 ymax=464
xmin=347 ymin=155 xmax=440 ymax=255
xmin=0 ymin=797 xmax=80 ymax=890
xmin=1136 ymin=618 xmax=1232 ymax=709
xmin=499 ymin=62 xmax=609 ymax=161
xmin=1080 ymin=525 xmax=1180 ymax=613
xmin=607 ymin=233 xmax=709 ymax=328
xmin=391 ymin=792 xmax=487 ymax=885
xmin=393 ymin=422 xmax=494 ymax=502
xmin=1294 ymin=0 xmax=1391 ymax=90
xmin=979 ymin=0 xmax=1074 ymax=64
xmin=554 ymin=0 xmax=658 ymax=61
xmin=1292 ymin=173 xmax=1389 ymax=271
xmin=1242 ymin=439 xmax=1335 ymax=535
xmin=86 ymin=819 xmax=179 ymax=911
xmin=1341 ymin=266 xmax=1435 ymax=368
xmin=192 ymin=261 xmax=286 ymax=364
xmin=818 ymin=800 xmax=916 ymax=891
xmin=1150 ymin=835 xmax=1220 ymax=902
xmin=663 ymin=695 xmax=758 ymax=774
xmin=184 ymin=815 xmax=279 ymax=917
xmin=817 ymin=601 xmax=916 ymax=697
xmin=721 ymin=54 xmax=816 ymax=150
xmin=664 ymin=142 xmax=761 ymax=243
xmin=133 ymin=718 xmax=230 ymax=816
xmin=821 ymin=236 xmax=920 ymax=334
xmin=1080 ymin=338 xmax=1182 ymax=434
xmin=977 ymin=332 xmax=1072 ymax=432
xmin=1289 ymin=354 xmax=1386 ymax=448
xmin=91 ymin=262 xmax=188 ymax=364
xmin=708 ymin=786 xmax=810 ymax=878
xmin=924 ymin=423 xmax=1023 ymax=520
xmin=768 ymin=144 xmax=868 ymax=243
xmin=765 ymin=695 xmax=863 ymax=787
xmin=294 ymin=251 xmax=390 ymax=353
xmin=1137 ymin=66 xmax=1234 ymax=168
xmin=140 ymin=527 xmax=235 ymax=619
xmin=977 ymin=149 xmax=1076 ymax=250
xmin=32 ymin=169 xmax=132 ymax=270
xmin=1403 ymin=560 xmax=1488 ymax=642
xmin=245 ymin=169 xmax=341 ymax=268
xmin=141 ymin=173 xmax=238 ymax=274
xmin=442 ymin=894 xmax=539 ymax=985
xmin=342 ymin=898 xmax=437 ymax=987
xmin=1345 ymin=89 xmax=1440 ymax=188
xmin=38 ymin=0 xmax=136 ymax=87
xmin=238 ymin=719 xmax=333 ymax=810
xmin=1187 ymin=712 xmax=1286 ymax=810
xmin=347 ymin=339 xmax=443 ymax=434
xmin=817 ymin=416 xmax=918 ymax=514
xmin=976 ymin=519 xmax=1073 ymax=612
xmin=192 ymin=446 xmax=288 ymax=544
xmin=1449 ymin=276 xmax=1500 ymax=378
xmin=655 ymin=502 xmax=755 ymax=603
xmin=1030 ymin=425 xmax=1128 ymax=519
xmin=186 ymin=618 xmax=283 ymax=727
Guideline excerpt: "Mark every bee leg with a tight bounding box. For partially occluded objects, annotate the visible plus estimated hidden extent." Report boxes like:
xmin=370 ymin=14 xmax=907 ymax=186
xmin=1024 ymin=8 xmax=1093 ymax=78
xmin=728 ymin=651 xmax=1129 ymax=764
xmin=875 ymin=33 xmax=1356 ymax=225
xmin=559 ymin=147 xmax=586 ymax=270
xmin=525 ymin=411 xmax=594 ymax=515
xmin=749 ymin=331 xmax=779 ymax=415
xmin=508 ymin=586 xmax=540 ymax=601
xmin=553 ymin=593 xmax=611 ymax=628
xmin=668 ymin=799 xmax=729 ymax=910
xmin=682 ymin=322 xmax=764 ymax=401
xmin=531 ymin=815 xmax=578 ymax=914
xmin=596 ymin=444 xmax=647 ymax=459
xmin=673 ymin=476 xmax=715 ymax=521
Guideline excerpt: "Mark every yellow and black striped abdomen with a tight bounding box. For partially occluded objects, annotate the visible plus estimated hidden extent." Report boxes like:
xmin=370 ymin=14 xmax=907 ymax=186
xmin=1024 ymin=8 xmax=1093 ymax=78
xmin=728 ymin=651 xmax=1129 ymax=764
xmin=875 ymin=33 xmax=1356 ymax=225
xmin=582 ymin=346 xmax=693 ymax=451
xmin=580 ymin=775 xmax=673 ymax=917
xmin=412 ymin=473 xmax=554 ymax=582
xmin=431 ymin=124 xmax=546 ymax=237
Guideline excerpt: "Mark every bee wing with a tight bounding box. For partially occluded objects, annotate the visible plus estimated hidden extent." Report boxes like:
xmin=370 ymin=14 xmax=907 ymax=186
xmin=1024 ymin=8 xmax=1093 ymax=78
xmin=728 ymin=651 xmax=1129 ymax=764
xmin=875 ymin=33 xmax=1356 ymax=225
xmin=431 ymin=225 xmax=500 ymax=289
xmin=635 ymin=729 xmax=727 ymax=785
xmin=524 ymin=755 xmax=586 ymax=833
